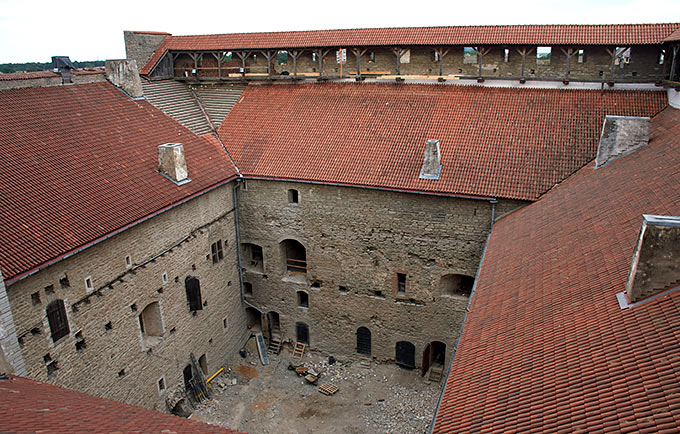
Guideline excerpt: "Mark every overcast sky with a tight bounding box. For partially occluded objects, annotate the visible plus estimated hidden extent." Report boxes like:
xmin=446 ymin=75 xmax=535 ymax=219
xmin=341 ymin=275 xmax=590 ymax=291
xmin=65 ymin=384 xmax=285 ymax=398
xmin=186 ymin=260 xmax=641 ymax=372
xmin=1 ymin=0 xmax=679 ymax=63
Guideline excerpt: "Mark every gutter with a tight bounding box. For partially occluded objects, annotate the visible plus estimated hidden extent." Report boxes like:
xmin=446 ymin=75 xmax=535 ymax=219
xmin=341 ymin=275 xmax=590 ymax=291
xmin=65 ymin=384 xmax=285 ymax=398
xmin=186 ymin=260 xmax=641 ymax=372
xmin=233 ymin=179 xmax=264 ymax=314
xmin=428 ymin=199 xmax=497 ymax=434
xmin=5 ymin=175 xmax=238 ymax=286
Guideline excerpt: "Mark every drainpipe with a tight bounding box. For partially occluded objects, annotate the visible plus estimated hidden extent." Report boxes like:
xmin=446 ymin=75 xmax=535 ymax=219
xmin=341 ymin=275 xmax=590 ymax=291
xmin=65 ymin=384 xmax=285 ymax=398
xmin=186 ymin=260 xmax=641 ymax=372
xmin=428 ymin=198 xmax=497 ymax=433
xmin=233 ymin=179 xmax=264 ymax=314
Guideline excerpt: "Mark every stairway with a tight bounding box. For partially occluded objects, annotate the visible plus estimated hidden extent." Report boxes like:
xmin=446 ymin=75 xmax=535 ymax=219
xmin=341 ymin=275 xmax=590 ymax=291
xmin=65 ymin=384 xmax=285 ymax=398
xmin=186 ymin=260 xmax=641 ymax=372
xmin=193 ymin=84 xmax=246 ymax=130
xmin=428 ymin=363 xmax=445 ymax=383
xmin=268 ymin=327 xmax=282 ymax=355
xmin=142 ymin=80 xmax=212 ymax=135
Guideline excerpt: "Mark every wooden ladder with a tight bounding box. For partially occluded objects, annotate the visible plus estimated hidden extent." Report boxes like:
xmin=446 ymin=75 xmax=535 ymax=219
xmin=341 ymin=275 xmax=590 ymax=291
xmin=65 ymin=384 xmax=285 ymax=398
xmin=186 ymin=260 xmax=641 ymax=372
xmin=428 ymin=364 xmax=444 ymax=383
xmin=268 ymin=334 xmax=282 ymax=355
xmin=293 ymin=342 xmax=306 ymax=361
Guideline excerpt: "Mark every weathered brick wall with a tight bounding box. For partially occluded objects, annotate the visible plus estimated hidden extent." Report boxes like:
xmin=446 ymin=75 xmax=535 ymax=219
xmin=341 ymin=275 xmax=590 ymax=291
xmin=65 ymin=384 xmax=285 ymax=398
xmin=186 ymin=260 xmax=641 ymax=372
xmin=124 ymin=31 xmax=168 ymax=70
xmin=237 ymin=180 xmax=526 ymax=370
xmin=7 ymin=183 xmax=249 ymax=412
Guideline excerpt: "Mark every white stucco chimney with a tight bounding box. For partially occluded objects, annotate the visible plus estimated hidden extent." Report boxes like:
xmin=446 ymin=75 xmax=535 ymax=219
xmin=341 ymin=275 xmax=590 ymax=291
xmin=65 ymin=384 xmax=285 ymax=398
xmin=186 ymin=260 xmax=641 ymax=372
xmin=419 ymin=139 xmax=442 ymax=180
xmin=158 ymin=143 xmax=190 ymax=185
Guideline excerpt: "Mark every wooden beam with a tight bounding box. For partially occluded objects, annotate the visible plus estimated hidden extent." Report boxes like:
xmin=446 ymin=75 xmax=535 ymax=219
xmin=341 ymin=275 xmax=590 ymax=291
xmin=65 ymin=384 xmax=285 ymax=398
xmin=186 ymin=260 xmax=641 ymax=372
xmin=235 ymin=51 xmax=251 ymax=77
xmin=260 ymin=50 xmax=277 ymax=77
xmin=313 ymin=49 xmax=329 ymax=77
xmin=606 ymin=46 xmax=629 ymax=83
xmin=392 ymin=47 xmax=408 ymax=75
xmin=560 ymin=47 xmax=577 ymax=81
xmin=211 ymin=52 xmax=227 ymax=79
xmin=433 ymin=47 xmax=450 ymax=76
xmin=670 ymin=45 xmax=679 ymax=81
xmin=474 ymin=47 xmax=491 ymax=78
xmin=289 ymin=50 xmax=303 ymax=77
xmin=515 ymin=47 xmax=534 ymax=79
xmin=352 ymin=48 xmax=367 ymax=77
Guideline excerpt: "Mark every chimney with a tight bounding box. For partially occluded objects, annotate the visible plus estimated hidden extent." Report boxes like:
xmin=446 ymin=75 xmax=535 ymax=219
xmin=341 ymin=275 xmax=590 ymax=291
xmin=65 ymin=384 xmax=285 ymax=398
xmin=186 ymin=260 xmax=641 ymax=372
xmin=595 ymin=116 xmax=650 ymax=168
xmin=625 ymin=215 xmax=680 ymax=303
xmin=105 ymin=59 xmax=144 ymax=99
xmin=158 ymin=143 xmax=190 ymax=185
xmin=419 ymin=139 xmax=442 ymax=180
xmin=51 ymin=56 xmax=75 ymax=84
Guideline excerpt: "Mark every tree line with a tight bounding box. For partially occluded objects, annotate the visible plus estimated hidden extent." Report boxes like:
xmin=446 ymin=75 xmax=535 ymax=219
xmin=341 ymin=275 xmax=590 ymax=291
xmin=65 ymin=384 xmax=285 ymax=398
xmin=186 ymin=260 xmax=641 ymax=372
xmin=0 ymin=61 xmax=105 ymax=74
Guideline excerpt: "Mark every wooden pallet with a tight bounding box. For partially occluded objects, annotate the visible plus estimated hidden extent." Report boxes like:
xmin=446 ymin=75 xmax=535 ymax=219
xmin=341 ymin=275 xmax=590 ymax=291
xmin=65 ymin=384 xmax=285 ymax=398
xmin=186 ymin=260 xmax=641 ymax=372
xmin=293 ymin=342 xmax=306 ymax=360
xmin=318 ymin=382 xmax=339 ymax=396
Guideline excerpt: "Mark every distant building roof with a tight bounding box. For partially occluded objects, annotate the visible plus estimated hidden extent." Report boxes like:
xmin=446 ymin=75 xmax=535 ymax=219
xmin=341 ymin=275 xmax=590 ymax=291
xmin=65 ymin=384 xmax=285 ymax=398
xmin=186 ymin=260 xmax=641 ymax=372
xmin=0 ymin=375 xmax=242 ymax=433
xmin=141 ymin=23 xmax=680 ymax=74
xmin=432 ymin=106 xmax=680 ymax=433
xmin=0 ymin=70 xmax=59 ymax=81
xmin=0 ymin=82 xmax=237 ymax=283
xmin=217 ymin=83 xmax=666 ymax=201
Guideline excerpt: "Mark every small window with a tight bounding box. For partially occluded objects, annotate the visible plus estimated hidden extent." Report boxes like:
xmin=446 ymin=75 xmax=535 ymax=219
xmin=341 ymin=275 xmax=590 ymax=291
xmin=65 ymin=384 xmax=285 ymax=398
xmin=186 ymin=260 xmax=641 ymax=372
xmin=46 ymin=299 xmax=69 ymax=342
xmin=185 ymin=276 xmax=203 ymax=311
xmin=312 ymin=52 xmax=318 ymax=63
xmin=577 ymin=49 xmax=585 ymax=64
xmin=433 ymin=51 xmax=439 ymax=62
xmin=658 ymin=49 xmax=665 ymax=65
xmin=615 ymin=47 xmax=631 ymax=66
xmin=397 ymin=273 xmax=406 ymax=295
xmin=84 ymin=276 xmax=94 ymax=293
xmin=105 ymin=321 xmax=113 ymax=331
xmin=162 ymin=272 xmax=168 ymax=284
xmin=244 ymin=282 xmax=253 ymax=296
xmin=278 ymin=50 xmax=288 ymax=65
xmin=504 ymin=49 xmax=510 ymax=63
xmin=222 ymin=317 xmax=228 ymax=329
xmin=211 ymin=240 xmax=224 ymax=264
xmin=158 ymin=377 xmax=166 ymax=393
xmin=400 ymin=49 xmax=410 ymax=64
xmin=368 ymin=51 xmax=375 ymax=63
xmin=59 ymin=275 xmax=70 ymax=288
xmin=536 ymin=47 xmax=551 ymax=65
xmin=139 ymin=302 xmax=163 ymax=345
xmin=440 ymin=274 xmax=475 ymax=297
xmin=31 ymin=292 xmax=41 ymax=305
xmin=297 ymin=291 xmax=309 ymax=308
xmin=253 ymin=54 xmax=257 ymax=64
xmin=75 ymin=331 xmax=86 ymax=352
xmin=339 ymin=285 xmax=348 ymax=292
xmin=45 ymin=284 xmax=55 ymax=294
xmin=125 ymin=255 xmax=132 ymax=268
xmin=288 ymin=189 xmax=299 ymax=204
xmin=224 ymin=51 xmax=233 ymax=62
xmin=463 ymin=47 xmax=477 ymax=64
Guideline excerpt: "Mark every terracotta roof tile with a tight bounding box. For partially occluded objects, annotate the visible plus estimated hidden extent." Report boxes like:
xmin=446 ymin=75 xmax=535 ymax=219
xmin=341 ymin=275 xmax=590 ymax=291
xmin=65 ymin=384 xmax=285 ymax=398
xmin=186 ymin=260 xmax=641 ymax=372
xmin=141 ymin=23 xmax=680 ymax=74
xmin=432 ymin=107 xmax=680 ymax=433
xmin=0 ymin=70 xmax=59 ymax=80
xmin=0 ymin=82 xmax=237 ymax=283
xmin=0 ymin=375 xmax=242 ymax=433
xmin=218 ymin=83 xmax=666 ymax=201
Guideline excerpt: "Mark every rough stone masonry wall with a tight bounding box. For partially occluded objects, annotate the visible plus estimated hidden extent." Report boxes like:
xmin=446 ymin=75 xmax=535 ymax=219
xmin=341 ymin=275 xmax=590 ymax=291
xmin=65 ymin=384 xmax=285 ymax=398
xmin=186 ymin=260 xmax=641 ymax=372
xmin=124 ymin=31 xmax=168 ymax=70
xmin=237 ymin=180 xmax=526 ymax=371
xmin=7 ymin=182 xmax=249 ymax=412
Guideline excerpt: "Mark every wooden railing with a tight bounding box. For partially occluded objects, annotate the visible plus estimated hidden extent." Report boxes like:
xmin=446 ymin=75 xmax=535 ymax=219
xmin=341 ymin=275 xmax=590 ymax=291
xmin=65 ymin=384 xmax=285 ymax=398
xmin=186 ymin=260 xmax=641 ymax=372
xmin=286 ymin=258 xmax=307 ymax=274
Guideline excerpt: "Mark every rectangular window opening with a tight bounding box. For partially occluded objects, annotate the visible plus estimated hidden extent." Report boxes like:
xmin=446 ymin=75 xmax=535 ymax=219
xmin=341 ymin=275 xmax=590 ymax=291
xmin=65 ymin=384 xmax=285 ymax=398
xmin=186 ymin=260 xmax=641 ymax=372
xmin=397 ymin=273 xmax=407 ymax=294
xmin=463 ymin=47 xmax=477 ymax=64
xmin=158 ymin=377 xmax=166 ymax=392
xmin=536 ymin=46 xmax=551 ymax=65
xmin=31 ymin=292 xmax=41 ymax=305
xmin=125 ymin=255 xmax=132 ymax=268
xmin=85 ymin=276 xmax=94 ymax=293
xmin=211 ymin=240 xmax=224 ymax=264
xmin=577 ymin=49 xmax=585 ymax=64
xmin=504 ymin=48 xmax=510 ymax=63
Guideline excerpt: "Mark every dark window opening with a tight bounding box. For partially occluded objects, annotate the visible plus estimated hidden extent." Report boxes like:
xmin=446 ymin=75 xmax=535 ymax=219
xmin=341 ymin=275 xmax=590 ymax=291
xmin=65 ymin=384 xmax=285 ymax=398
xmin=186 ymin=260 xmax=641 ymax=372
xmin=297 ymin=291 xmax=309 ymax=308
xmin=75 ymin=333 xmax=86 ymax=352
xmin=311 ymin=280 xmax=321 ymax=289
xmin=211 ymin=240 xmax=224 ymax=264
xmin=440 ymin=274 xmax=475 ymax=297
xmin=30 ymin=327 xmax=41 ymax=336
xmin=185 ymin=276 xmax=203 ymax=311
xmin=105 ymin=321 xmax=113 ymax=331
xmin=374 ymin=290 xmax=384 ymax=298
xmin=31 ymin=292 xmax=41 ymax=305
xmin=244 ymin=282 xmax=253 ymax=296
xmin=280 ymin=239 xmax=307 ymax=275
xmin=242 ymin=243 xmax=264 ymax=272
xmin=130 ymin=303 xmax=137 ymax=312
xmin=395 ymin=341 xmax=416 ymax=368
xmin=368 ymin=51 xmax=375 ymax=63
xmin=339 ymin=285 xmax=348 ymax=292
xmin=46 ymin=299 xmax=69 ymax=342
xmin=357 ymin=327 xmax=371 ymax=355
xmin=288 ymin=189 xmax=299 ymax=204
xmin=397 ymin=273 xmax=407 ymax=295
xmin=44 ymin=284 xmax=55 ymax=294
xmin=158 ymin=377 xmax=166 ymax=391
xmin=46 ymin=360 xmax=58 ymax=377
xmin=296 ymin=322 xmax=309 ymax=344
xmin=59 ymin=275 xmax=69 ymax=288
xmin=118 ymin=369 xmax=126 ymax=377
xmin=658 ymin=49 xmax=665 ymax=65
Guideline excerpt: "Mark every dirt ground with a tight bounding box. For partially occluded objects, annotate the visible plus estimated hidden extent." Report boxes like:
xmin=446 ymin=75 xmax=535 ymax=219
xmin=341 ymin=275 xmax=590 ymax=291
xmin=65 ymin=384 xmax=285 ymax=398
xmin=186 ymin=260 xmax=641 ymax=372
xmin=190 ymin=336 xmax=442 ymax=433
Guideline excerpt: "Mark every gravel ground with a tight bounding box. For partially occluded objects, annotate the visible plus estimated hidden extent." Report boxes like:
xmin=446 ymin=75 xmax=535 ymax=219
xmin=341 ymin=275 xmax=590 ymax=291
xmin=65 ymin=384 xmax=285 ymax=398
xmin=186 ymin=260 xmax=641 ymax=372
xmin=190 ymin=338 xmax=441 ymax=433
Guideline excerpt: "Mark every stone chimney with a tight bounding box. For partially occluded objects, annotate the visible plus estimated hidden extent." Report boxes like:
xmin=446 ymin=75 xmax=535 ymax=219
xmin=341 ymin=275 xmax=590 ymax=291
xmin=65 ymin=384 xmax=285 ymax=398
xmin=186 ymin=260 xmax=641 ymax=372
xmin=625 ymin=215 xmax=680 ymax=303
xmin=419 ymin=139 xmax=442 ymax=180
xmin=52 ymin=56 xmax=75 ymax=84
xmin=158 ymin=143 xmax=190 ymax=185
xmin=595 ymin=116 xmax=650 ymax=168
xmin=105 ymin=59 xmax=144 ymax=99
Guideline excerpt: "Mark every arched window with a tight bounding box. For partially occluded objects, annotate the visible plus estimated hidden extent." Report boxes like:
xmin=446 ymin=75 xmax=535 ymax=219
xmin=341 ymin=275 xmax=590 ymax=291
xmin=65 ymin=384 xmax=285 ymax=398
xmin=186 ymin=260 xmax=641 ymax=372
xmin=297 ymin=291 xmax=309 ymax=308
xmin=296 ymin=322 xmax=309 ymax=344
xmin=46 ymin=300 xmax=69 ymax=342
xmin=280 ymin=239 xmax=307 ymax=275
xmin=440 ymin=274 xmax=475 ymax=297
xmin=395 ymin=341 xmax=416 ymax=368
xmin=288 ymin=189 xmax=299 ymax=204
xmin=185 ymin=276 xmax=203 ymax=311
xmin=139 ymin=302 xmax=163 ymax=344
xmin=356 ymin=327 xmax=371 ymax=356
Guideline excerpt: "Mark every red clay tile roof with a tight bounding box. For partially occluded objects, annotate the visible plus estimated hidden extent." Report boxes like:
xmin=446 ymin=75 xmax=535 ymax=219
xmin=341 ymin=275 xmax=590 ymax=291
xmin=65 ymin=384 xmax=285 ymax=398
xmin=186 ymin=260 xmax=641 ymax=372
xmin=218 ymin=83 xmax=666 ymax=201
xmin=0 ymin=375 xmax=242 ymax=433
xmin=141 ymin=23 xmax=680 ymax=75
xmin=432 ymin=106 xmax=680 ymax=433
xmin=0 ymin=82 xmax=237 ymax=283
xmin=0 ymin=70 xmax=59 ymax=80
xmin=664 ymin=27 xmax=680 ymax=41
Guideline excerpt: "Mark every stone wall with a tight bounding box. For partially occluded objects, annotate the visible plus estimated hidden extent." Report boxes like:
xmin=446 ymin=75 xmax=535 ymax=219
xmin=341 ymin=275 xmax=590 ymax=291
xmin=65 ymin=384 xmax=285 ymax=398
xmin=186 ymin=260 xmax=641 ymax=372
xmin=124 ymin=31 xmax=168 ymax=70
xmin=236 ymin=180 xmax=526 ymax=372
xmin=172 ymin=45 xmax=668 ymax=82
xmin=7 ymin=182 xmax=249 ymax=411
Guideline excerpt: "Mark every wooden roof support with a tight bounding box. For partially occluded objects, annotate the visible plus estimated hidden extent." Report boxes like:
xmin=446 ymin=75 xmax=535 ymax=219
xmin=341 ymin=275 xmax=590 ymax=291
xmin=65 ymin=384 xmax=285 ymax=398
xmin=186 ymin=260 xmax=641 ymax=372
xmin=188 ymin=52 xmax=202 ymax=71
xmin=433 ymin=47 xmax=450 ymax=77
xmin=515 ymin=47 xmax=535 ymax=80
xmin=560 ymin=47 xmax=578 ymax=82
xmin=474 ymin=47 xmax=491 ymax=79
xmin=260 ymin=50 xmax=277 ymax=77
xmin=210 ymin=52 xmax=228 ymax=79
xmin=606 ymin=46 xmax=630 ymax=84
xmin=352 ymin=48 xmax=367 ymax=77
xmin=313 ymin=49 xmax=329 ymax=77
xmin=288 ymin=50 xmax=304 ymax=77
xmin=392 ymin=47 xmax=408 ymax=75
xmin=670 ymin=45 xmax=679 ymax=81
xmin=235 ymin=51 xmax=252 ymax=77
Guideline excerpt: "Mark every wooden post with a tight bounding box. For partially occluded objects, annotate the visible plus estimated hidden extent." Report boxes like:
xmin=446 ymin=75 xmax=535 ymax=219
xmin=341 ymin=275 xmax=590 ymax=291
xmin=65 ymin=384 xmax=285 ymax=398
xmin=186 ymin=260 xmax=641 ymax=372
xmin=670 ymin=45 xmax=679 ymax=81
xmin=352 ymin=48 xmax=367 ymax=77
xmin=474 ymin=47 xmax=491 ymax=78
xmin=606 ymin=46 xmax=629 ymax=84
xmin=211 ymin=52 xmax=226 ymax=79
xmin=434 ymin=48 xmax=450 ymax=77
xmin=314 ymin=49 xmax=329 ymax=77
xmin=260 ymin=50 xmax=277 ymax=77
xmin=189 ymin=53 xmax=201 ymax=73
xmin=392 ymin=47 xmax=406 ymax=75
xmin=289 ymin=50 xmax=303 ymax=77
xmin=515 ymin=47 xmax=534 ymax=80
xmin=560 ymin=47 xmax=577 ymax=81
xmin=235 ymin=51 xmax=251 ymax=77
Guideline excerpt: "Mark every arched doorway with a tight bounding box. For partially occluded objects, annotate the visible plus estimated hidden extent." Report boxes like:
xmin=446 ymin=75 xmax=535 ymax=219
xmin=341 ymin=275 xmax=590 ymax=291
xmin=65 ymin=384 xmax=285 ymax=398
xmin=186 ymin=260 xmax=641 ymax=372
xmin=395 ymin=341 xmax=415 ymax=368
xmin=280 ymin=239 xmax=307 ymax=275
xmin=356 ymin=327 xmax=371 ymax=356
xmin=245 ymin=307 xmax=261 ymax=330
xmin=422 ymin=341 xmax=447 ymax=377
xmin=296 ymin=322 xmax=309 ymax=344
